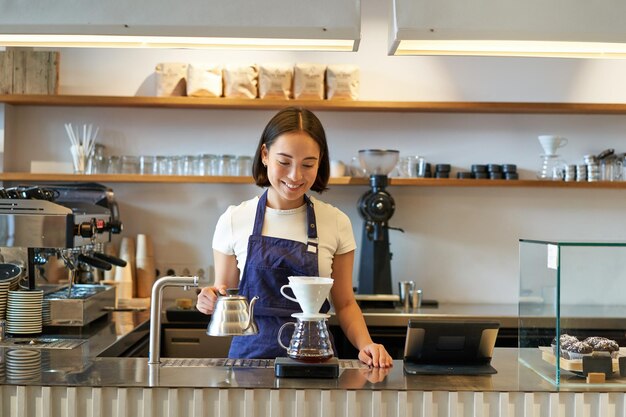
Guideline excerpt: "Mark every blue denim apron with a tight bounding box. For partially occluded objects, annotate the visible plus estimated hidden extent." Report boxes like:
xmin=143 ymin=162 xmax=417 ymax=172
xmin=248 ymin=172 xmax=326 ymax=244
xmin=229 ymin=190 xmax=330 ymax=359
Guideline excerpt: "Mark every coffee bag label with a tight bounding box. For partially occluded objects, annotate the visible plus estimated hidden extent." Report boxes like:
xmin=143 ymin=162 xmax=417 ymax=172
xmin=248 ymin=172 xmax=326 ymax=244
xmin=259 ymin=64 xmax=293 ymax=99
xmin=294 ymin=63 xmax=326 ymax=100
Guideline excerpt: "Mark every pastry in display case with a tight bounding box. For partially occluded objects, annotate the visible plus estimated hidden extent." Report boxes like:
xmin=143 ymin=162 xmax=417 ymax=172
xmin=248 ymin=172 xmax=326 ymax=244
xmin=518 ymin=239 xmax=626 ymax=386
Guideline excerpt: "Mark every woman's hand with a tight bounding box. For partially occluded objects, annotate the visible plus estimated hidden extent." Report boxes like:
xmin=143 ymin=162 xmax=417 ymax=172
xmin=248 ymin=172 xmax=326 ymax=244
xmin=195 ymin=285 xmax=227 ymax=314
xmin=358 ymin=343 xmax=394 ymax=368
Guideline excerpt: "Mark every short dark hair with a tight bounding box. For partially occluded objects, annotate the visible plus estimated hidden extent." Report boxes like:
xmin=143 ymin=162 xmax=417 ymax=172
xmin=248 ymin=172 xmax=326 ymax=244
xmin=252 ymin=107 xmax=330 ymax=193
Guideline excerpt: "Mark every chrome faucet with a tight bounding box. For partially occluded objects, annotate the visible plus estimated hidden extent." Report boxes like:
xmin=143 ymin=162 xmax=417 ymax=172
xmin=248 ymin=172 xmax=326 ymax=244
xmin=148 ymin=275 xmax=199 ymax=365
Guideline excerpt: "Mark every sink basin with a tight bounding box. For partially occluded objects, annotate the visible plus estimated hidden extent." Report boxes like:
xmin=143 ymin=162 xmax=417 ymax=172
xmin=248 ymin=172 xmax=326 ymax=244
xmin=165 ymin=306 xmax=209 ymax=322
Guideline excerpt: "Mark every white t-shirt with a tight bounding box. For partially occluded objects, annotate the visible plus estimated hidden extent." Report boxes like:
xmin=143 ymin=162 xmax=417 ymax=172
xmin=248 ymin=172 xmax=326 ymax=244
xmin=212 ymin=195 xmax=356 ymax=279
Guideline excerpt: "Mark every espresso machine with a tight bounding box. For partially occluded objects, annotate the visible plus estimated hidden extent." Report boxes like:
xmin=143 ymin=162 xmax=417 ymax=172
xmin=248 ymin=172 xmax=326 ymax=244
xmin=0 ymin=183 xmax=125 ymax=326
xmin=356 ymin=150 xmax=403 ymax=299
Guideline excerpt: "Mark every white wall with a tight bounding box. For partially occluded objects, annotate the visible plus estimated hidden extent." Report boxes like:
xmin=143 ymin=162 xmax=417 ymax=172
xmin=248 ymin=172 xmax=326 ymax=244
xmin=6 ymin=0 xmax=626 ymax=303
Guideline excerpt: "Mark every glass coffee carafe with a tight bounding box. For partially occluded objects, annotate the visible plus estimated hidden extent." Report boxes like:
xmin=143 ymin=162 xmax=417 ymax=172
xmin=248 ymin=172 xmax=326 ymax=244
xmin=277 ymin=315 xmax=334 ymax=362
xmin=277 ymin=276 xmax=335 ymax=362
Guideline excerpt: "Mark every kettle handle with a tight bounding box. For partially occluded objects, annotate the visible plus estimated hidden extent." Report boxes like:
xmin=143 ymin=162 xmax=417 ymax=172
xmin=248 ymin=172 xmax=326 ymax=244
xmin=277 ymin=322 xmax=295 ymax=350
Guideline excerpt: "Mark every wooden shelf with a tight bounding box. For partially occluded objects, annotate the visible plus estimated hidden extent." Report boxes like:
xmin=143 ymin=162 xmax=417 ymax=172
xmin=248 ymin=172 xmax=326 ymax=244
xmin=1 ymin=172 xmax=625 ymax=188
xmin=0 ymin=173 xmax=255 ymax=184
xmin=2 ymin=96 xmax=625 ymax=188
xmin=3 ymin=94 xmax=626 ymax=114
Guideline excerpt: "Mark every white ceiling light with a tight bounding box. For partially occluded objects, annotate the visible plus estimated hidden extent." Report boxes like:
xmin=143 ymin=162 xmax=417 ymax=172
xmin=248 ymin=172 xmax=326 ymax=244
xmin=389 ymin=0 xmax=626 ymax=58
xmin=0 ymin=0 xmax=361 ymax=51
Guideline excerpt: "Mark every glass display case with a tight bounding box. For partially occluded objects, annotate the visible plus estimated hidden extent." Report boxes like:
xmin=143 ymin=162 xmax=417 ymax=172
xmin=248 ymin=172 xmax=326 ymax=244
xmin=518 ymin=239 xmax=626 ymax=387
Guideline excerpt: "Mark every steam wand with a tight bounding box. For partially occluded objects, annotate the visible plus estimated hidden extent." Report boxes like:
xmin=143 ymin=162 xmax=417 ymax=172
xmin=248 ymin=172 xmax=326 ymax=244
xmin=58 ymin=250 xmax=78 ymax=298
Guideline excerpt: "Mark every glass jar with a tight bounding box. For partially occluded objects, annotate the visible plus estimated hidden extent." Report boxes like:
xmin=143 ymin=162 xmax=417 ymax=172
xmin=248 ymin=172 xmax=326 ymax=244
xmin=191 ymin=155 xmax=203 ymax=175
xmin=181 ymin=155 xmax=194 ymax=176
xmin=86 ymin=143 xmax=107 ymax=174
xmin=600 ymin=155 xmax=623 ymax=181
xmin=139 ymin=156 xmax=156 ymax=175
xmin=107 ymin=156 xmax=121 ymax=174
xmin=121 ymin=155 xmax=139 ymax=174
xmin=167 ymin=156 xmax=182 ymax=175
xmin=86 ymin=155 xmax=107 ymax=174
xmin=235 ymin=156 xmax=253 ymax=176
xmin=217 ymin=154 xmax=235 ymax=176
xmin=156 ymin=156 xmax=168 ymax=175
xmin=200 ymin=154 xmax=217 ymax=175
xmin=93 ymin=143 xmax=106 ymax=158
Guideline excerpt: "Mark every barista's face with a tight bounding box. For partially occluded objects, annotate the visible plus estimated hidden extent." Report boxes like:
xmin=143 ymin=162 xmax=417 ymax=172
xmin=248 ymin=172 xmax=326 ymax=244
xmin=262 ymin=132 xmax=320 ymax=210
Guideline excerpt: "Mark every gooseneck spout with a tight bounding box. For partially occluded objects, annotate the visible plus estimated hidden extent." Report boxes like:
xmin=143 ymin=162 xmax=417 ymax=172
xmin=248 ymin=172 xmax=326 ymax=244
xmin=244 ymin=296 xmax=259 ymax=333
xmin=149 ymin=276 xmax=199 ymax=365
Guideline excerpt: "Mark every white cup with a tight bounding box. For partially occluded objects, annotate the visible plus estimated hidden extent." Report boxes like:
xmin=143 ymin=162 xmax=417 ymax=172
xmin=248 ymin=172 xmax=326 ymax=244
xmin=538 ymin=135 xmax=568 ymax=156
xmin=330 ymin=160 xmax=346 ymax=177
xmin=280 ymin=277 xmax=333 ymax=315
xmin=136 ymin=234 xmax=154 ymax=259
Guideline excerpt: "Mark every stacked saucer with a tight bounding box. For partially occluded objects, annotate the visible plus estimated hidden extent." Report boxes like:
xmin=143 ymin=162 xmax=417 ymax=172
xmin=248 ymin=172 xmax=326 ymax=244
xmin=0 ymin=278 xmax=10 ymax=319
xmin=6 ymin=290 xmax=43 ymax=335
xmin=42 ymin=298 xmax=52 ymax=326
xmin=5 ymin=349 xmax=41 ymax=382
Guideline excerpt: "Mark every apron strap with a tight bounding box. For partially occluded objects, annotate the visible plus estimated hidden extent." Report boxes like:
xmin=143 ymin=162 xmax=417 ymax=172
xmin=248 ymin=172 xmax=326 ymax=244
xmin=303 ymin=194 xmax=319 ymax=254
xmin=251 ymin=190 xmax=269 ymax=236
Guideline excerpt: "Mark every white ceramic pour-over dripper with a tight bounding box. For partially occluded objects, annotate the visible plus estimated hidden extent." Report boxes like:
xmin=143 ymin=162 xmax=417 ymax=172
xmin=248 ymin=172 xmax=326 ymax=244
xmin=538 ymin=135 xmax=568 ymax=156
xmin=280 ymin=277 xmax=333 ymax=316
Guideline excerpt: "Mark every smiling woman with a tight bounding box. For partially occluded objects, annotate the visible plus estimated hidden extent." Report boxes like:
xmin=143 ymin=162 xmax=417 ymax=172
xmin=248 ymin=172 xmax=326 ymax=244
xmin=252 ymin=107 xmax=330 ymax=200
xmin=195 ymin=107 xmax=393 ymax=367
xmin=261 ymin=131 xmax=321 ymax=210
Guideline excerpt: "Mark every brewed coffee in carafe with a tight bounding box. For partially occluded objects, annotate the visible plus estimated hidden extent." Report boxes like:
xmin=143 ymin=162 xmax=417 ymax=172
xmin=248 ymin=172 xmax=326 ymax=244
xmin=277 ymin=276 xmax=335 ymax=362
xmin=277 ymin=317 xmax=333 ymax=362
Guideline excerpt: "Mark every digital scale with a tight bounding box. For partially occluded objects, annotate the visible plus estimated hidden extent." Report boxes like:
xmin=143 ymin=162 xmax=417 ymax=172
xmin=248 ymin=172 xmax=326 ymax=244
xmin=274 ymin=357 xmax=339 ymax=378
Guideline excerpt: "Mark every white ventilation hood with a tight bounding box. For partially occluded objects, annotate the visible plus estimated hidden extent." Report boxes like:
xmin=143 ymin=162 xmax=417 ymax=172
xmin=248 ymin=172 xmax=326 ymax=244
xmin=0 ymin=0 xmax=361 ymax=51
xmin=389 ymin=0 xmax=626 ymax=58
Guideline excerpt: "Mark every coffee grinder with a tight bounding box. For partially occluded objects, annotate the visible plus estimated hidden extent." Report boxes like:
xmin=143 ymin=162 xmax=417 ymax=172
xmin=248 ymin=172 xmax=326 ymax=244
xmin=356 ymin=150 xmax=402 ymax=296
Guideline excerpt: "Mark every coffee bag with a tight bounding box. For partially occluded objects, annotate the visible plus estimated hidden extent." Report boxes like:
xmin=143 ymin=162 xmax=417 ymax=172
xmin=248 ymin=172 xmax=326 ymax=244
xmin=223 ymin=64 xmax=258 ymax=99
xmin=326 ymin=64 xmax=360 ymax=101
xmin=258 ymin=64 xmax=293 ymax=99
xmin=155 ymin=62 xmax=188 ymax=97
xmin=187 ymin=64 xmax=223 ymax=97
xmin=293 ymin=63 xmax=326 ymax=100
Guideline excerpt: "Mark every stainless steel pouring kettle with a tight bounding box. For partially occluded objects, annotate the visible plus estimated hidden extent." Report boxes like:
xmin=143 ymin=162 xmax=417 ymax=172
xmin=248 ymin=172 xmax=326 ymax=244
xmin=206 ymin=288 xmax=259 ymax=336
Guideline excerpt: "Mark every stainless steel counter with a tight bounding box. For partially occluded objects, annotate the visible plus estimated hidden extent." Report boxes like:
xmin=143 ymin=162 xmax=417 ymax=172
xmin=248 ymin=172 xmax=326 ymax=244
xmin=4 ymin=309 xmax=626 ymax=417
xmin=3 ymin=304 xmax=626 ymax=388
xmin=353 ymin=303 xmax=520 ymax=328
xmin=2 ymin=343 xmax=626 ymax=393
xmin=0 ymin=306 xmax=620 ymax=391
